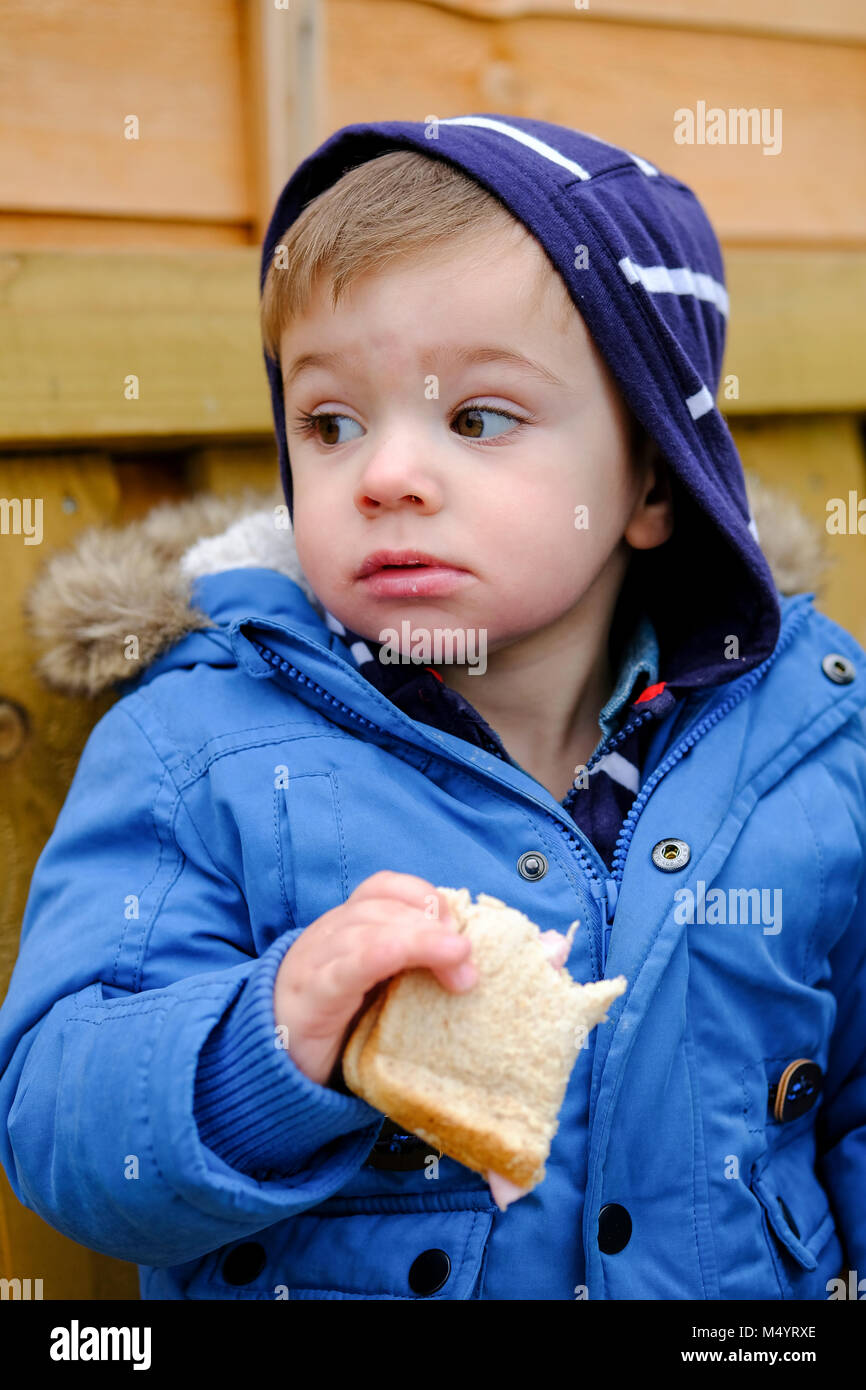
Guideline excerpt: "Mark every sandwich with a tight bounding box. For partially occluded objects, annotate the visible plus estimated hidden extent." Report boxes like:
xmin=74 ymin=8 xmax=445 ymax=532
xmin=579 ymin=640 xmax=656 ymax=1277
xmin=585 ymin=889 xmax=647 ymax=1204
xmin=341 ymin=886 xmax=628 ymax=1211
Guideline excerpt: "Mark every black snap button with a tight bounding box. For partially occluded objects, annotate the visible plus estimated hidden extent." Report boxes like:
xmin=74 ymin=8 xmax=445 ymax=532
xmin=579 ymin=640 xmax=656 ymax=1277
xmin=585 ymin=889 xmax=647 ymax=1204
xmin=517 ymin=851 xmax=548 ymax=880
xmin=598 ymin=1203 xmax=632 ymax=1253
xmin=771 ymin=1058 xmax=823 ymax=1123
xmin=408 ymin=1248 xmax=451 ymax=1295
xmin=222 ymin=1241 xmax=267 ymax=1286
xmin=777 ymin=1195 xmax=801 ymax=1240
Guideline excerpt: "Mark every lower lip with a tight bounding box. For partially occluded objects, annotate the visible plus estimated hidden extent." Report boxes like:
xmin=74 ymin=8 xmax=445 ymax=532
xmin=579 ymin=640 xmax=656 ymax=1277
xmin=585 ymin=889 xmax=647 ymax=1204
xmin=358 ymin=565 xmax=473 ymax=597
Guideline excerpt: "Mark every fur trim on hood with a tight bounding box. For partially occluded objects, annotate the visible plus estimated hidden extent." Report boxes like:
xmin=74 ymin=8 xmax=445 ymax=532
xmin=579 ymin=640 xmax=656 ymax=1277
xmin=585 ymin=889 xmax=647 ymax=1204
xmin=24 ymin=471 xmax=829 ymax=699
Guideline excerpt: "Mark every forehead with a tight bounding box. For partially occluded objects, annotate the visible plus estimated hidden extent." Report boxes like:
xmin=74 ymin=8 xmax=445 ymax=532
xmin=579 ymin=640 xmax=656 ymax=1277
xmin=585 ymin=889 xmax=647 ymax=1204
xmin=278 ymin=226 xmax=583 ymax=368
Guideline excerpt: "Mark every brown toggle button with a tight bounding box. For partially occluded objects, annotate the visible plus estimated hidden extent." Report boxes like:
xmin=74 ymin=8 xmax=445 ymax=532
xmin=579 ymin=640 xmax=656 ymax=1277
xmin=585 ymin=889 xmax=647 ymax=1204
xmin=770 ymin=1058 xmax=823 ymax=1123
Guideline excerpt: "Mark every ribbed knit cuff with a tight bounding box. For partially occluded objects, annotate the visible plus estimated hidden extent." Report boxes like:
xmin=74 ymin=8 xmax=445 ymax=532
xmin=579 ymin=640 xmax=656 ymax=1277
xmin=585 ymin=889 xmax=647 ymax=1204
xmin=194 ymin=930 xmax=383 ymax=1178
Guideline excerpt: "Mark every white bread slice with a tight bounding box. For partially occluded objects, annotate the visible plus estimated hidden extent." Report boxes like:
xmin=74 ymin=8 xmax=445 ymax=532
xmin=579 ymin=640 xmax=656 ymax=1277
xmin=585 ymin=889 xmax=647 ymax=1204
xmin=342 ymin=886 xmax=627 ymax=1195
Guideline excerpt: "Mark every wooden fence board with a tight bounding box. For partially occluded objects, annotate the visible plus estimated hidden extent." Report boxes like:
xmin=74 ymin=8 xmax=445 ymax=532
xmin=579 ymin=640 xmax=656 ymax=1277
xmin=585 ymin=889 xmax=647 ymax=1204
xmin=0 ymin=0 xmax=250 ymax=223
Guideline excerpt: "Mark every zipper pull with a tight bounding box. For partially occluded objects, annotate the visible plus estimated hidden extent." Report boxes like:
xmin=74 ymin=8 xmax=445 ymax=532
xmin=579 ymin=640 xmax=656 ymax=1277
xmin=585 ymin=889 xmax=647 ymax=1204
xmin=590 ymin=876 xmax=619 ymax=973
xmin=601 ymin=878 xmax=618 ymax=973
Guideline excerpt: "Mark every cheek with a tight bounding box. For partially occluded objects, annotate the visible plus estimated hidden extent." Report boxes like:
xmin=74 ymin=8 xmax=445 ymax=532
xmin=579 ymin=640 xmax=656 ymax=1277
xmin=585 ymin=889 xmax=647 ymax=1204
xmin=290 ymin=501 xmax=339 ymax=585
xmin=481 ymin=481 xmax=613 ymax=573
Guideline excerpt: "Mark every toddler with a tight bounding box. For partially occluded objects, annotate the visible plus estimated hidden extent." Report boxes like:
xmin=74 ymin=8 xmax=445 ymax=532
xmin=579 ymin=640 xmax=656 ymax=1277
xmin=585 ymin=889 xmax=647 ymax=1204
xmin=1 ymin=115 xmax=864 ymax=1301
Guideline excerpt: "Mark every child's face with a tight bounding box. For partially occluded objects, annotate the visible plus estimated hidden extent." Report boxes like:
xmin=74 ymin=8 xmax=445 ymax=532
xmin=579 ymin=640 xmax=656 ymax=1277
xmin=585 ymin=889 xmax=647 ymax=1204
xmin=279 ymin=228 xmax=653 ymax=658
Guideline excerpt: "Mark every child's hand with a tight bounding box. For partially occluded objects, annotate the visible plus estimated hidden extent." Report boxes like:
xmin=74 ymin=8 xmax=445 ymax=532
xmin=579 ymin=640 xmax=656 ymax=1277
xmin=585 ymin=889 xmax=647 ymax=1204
xmin=274 ymin=871 xmax=477 ymax=1088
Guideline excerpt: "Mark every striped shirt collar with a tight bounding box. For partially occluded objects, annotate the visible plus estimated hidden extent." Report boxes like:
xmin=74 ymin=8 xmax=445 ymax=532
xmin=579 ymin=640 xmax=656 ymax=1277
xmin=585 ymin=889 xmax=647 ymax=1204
xmin=321 ymin=606 xmax=660 ymax=755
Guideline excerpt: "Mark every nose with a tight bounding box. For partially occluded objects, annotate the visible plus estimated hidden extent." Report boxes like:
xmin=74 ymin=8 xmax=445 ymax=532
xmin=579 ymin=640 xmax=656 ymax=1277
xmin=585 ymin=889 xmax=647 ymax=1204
xmin=353 ymin=431 xmax=441 ymax=515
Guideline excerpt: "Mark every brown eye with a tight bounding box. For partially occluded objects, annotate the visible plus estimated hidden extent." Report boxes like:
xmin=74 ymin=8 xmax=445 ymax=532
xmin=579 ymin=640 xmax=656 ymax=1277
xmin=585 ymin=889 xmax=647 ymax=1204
xmin=309 ymin=413 xmax=363 ymax=445
xmin=316 ymin=415 xmax=341 ymax=445
xmin=452 ymin=407 xmax=517 ymax=441
xmin=454 ymin=408 xmax=485 ymax=438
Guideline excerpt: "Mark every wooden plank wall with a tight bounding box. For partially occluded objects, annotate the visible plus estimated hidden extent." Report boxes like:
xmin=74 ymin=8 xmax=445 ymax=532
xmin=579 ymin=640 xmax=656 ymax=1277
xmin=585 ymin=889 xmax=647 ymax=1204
xmin=0 ymin=0 xmax=863 ymax=1300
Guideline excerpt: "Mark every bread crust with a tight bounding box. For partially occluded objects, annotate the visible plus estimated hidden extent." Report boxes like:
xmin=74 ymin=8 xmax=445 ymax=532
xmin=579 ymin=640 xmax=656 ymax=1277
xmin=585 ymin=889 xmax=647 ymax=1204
xmin=342 ymin=978 xmax=391 ymax=1095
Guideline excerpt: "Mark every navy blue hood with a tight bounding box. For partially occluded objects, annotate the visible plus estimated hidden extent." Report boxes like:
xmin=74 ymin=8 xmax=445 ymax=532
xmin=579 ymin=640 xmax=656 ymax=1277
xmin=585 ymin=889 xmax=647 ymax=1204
xmin=258 ymin=114 xmax=781 ymax=693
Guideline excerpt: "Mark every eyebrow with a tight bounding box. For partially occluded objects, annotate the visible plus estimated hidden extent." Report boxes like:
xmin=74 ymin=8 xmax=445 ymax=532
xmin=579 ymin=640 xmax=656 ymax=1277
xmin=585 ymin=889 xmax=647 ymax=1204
xmin=282 ymin=344 xmax=565 ymax=393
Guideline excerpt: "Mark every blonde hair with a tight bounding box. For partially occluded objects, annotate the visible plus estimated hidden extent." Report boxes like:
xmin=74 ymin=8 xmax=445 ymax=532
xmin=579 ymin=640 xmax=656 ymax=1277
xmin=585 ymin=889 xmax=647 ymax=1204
xmin=259 ymin=147 xmax=650 ymax=458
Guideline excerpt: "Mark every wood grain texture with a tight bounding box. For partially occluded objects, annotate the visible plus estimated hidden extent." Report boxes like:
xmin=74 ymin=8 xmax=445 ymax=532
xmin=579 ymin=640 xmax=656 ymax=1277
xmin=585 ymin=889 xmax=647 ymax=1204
xmin=0 ymin=0 xmax=250 ymax=222
xmin=0 ymin=215 xmax=250 ymax=251
xmin=722 ymin=250 xmax=866 ymax=413
xmin=0 ymin=250 xmax=270 ymax=445
xmin=242 ymin=0 xmax=322 ymax=243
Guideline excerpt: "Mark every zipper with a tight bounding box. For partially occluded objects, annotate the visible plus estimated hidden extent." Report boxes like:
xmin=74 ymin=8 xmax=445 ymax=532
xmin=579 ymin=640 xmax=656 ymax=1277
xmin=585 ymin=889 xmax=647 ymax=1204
xmin=595 ymin=598 xmax=812 ymax=971
xmin=556 ymin=704 xmax=657 ymax=973
xmin=250 ymin=596 xmax=812 ymax=978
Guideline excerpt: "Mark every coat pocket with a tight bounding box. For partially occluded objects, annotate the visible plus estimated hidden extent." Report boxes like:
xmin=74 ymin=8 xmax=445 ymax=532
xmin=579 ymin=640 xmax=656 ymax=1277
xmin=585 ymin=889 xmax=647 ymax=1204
xmin=750 ymin=1172 xmax=834 ymax=1273
xmin=748 ymin=1129 xmax=839 ymax=1288
xmin=183 ymin=1190 xmax=496 ymax=1300
xmin=275 ymin=771 xmax=348 ymax=932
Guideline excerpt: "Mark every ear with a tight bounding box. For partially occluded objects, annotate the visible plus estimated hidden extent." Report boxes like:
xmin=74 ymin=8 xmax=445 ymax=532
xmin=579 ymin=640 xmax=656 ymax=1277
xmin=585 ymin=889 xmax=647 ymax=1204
xmin=626 ymin=445 xmax=674 ymax=550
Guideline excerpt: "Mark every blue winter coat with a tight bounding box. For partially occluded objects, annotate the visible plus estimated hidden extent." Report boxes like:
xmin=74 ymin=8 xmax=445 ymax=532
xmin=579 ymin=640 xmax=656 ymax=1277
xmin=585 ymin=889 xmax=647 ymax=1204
xmin=1 ymin=545 xmax=864 ymax=1300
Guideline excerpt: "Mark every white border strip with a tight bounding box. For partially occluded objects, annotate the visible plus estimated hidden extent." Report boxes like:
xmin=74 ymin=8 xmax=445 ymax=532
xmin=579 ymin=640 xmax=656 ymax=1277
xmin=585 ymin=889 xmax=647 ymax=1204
xmin=619 ymin=257 xmax=728 ymax=318
xmin=438 ymin=115 xmax=659 ymax=180
xmin=592 ymin=750 xmax=640 ymax=793
xmin=686 ymin=384 xmax=715 ymax=420
xmin=438 ymin=116 xmax=592 ymax=181
xmin=619 ymin=256 xmax=729 ymax=318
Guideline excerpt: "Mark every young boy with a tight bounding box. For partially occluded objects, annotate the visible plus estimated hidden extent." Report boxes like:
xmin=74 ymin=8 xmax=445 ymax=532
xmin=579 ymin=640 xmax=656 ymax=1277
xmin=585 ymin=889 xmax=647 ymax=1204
xmin=1 ymin=115 xmax=864 ymax=1301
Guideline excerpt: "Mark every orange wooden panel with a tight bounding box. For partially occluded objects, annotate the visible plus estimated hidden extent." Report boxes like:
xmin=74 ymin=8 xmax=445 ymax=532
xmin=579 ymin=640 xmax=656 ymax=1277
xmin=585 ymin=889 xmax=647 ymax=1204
xmin=325 ymin=1 xmax=866 ymax=246
xmin=0 ymin=0 xmax=251 ymax=223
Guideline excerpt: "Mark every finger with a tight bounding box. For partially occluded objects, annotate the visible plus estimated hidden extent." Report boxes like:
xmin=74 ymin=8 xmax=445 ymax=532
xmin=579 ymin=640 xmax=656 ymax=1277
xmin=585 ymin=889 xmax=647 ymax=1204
xmin=429 ymin=957 xmax=480 ymax=992
xmin=347 ymin=898 xmax=460 ymax=937
xmin=326 ymin=917 xmax=472 ymax=1004
xmin=349 ymin=872 xmax=455 ymax=925
xmin=297 ymin=902 xmax=461 ymax=1002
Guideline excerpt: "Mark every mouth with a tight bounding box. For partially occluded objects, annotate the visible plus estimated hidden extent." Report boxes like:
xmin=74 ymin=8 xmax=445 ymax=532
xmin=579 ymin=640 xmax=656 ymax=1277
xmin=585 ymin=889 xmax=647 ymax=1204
xmin=356 ymin=549 xmax=465 ymax=578
xmin=356 ymin=550 xmax=473 ymax=598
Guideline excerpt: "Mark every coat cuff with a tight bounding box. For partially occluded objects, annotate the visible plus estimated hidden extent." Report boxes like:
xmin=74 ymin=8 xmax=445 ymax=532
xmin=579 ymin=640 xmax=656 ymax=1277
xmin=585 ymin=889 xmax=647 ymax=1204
xmin=193 ymin=930 xmax=383 ymax=1177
